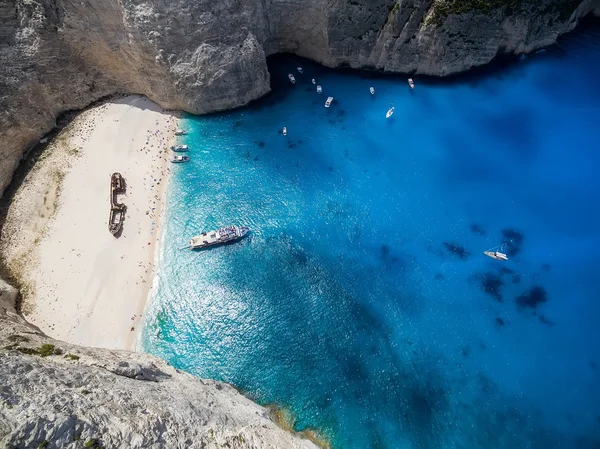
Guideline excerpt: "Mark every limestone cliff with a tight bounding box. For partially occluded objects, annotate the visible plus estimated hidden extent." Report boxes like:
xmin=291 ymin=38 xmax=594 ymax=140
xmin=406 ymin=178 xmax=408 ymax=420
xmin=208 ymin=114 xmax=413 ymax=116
xmin=1 ymin=0 xmax=600 ymax=196
xmin=0 ymin=282 xmax=320 ymax=449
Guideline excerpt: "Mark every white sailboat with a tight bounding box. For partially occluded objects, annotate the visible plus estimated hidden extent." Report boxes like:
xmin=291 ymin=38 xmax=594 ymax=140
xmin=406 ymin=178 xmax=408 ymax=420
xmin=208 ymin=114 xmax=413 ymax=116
xmin=386 ymin=107 xmax=394 ymax=118
xmin=483 ymin=243 xmax=509 ymax=261
xmin=312 ymin=78 xmax=316 ymax=85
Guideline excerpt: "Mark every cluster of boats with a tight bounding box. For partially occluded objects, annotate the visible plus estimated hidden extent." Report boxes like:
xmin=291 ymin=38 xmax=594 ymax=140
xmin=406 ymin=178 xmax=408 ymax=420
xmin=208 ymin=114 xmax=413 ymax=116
xmin=171 ymin=130 xmax=190 ymax=163
xmin=285 ymin=68 xmax=416 ymax=122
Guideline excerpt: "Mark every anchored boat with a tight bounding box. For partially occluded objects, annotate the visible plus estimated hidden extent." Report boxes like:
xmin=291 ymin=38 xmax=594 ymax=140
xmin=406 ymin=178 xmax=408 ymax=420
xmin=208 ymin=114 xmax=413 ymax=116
xmin=312 ymin=78 xmax=316 ymax=85
xmin=175 ymin=129 xmax=187 ymax=135
xmin=484 ymin=243 xmax=509 ymax=261
xmin=297 ymin=67 xmax=303 ymax=73
xmin=316 ymin=85 xmax=322 ymax=94
xmin=370 ymin=87 xmax=375 ymax=95
xmin=189 ymin=226 xmax=250 ymax=250
xmin=408 ymin=78 xmax=415 ymax=89
xmin=325 ymin=96 xmax=333 ymax=108
xmin=283 ymin=127 xmax=287 ymax=136
xmin=171 ymin=144 xmax=188 ymax=152
xmin=288 ymin=74 xmax=296 ymax=84
xmin=386 ymin=107 xmax=394 ymax=118
xmin=170 ymin=155 xmax=190 ymax=163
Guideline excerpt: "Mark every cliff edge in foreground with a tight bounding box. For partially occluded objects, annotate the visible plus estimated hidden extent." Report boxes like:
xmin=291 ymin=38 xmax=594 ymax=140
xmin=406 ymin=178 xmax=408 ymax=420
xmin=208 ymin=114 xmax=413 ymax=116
xmin=0 ymin=281 xmax=320 ymax=449
xmin=1 ymin=0 xmax=600 ymax=196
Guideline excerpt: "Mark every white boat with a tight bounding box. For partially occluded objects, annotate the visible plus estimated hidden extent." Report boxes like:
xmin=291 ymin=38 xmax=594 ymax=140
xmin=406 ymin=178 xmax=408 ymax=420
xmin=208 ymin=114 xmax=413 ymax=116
xmin=316 ymin=85 xmax=322 ymax=94
xmin=288 ymin=74 xmax=296 ymax=84
xmin=312 ymin=78 xmax=316 ymax=85
xmin=370 ymin=87 xmax=375 ymax=95
xmin=297 ymin=67 xmax=303 ymax=73
xmin=386 ymin=107 xmax=394 ymax=118
xmin=170 ymin=155 xmax=190 ymax=163
xmin=484 ymin=251 xmax=508 ymax=261
xmin=170 ymin=144 xmax=188 ymax=152
xmin=190 ymin=226 xmax=250 ymax=250
xmin=325 ymin=96 xmax=333 ymax=108
xmin=174 ymin=129 xmax=187 ymax=136
xmin=408 ymin=78 xmax=415 ymax=89
xmin=483 ymin=243 xmax=509 ymax=261
xmin=283 ymin=127 xmax=287 ymax=136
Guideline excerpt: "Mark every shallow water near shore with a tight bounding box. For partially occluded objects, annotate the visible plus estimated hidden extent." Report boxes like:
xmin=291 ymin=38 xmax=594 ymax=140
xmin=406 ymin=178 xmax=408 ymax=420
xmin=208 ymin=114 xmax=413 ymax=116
xmin=142 ymin=27 xmax=600 ymax=448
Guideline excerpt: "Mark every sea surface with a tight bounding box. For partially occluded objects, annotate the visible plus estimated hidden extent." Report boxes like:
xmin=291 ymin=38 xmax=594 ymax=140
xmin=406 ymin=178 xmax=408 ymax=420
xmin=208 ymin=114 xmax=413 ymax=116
xmin=141 ymin=25 xmax=600 ymax=449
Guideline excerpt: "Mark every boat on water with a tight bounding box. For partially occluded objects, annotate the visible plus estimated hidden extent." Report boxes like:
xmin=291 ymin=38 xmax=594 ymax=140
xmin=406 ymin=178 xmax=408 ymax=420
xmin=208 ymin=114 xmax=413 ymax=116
xmin=297 ymin=67 xmax=303 ymax=73
xmin=483 ymin=243 xmax=509 ymax=261
xmin=189 ymin=225 xmax=250 ymax=250
xmin=484 ymin=251 xmax=508 ymax=261
xmin=288 ymin=74 xmax=296 ymax=84
xmin=175 ymin=129 xmax=187 ymax=135
xmin=312 ymin=78 xmax=316 ymax=85
xmin=283 ymin=127 xmax=287 ymax=136
xmin=408 ymin=78 xmax=415 ymax=89
xmin=325 ymin=96 xmax=333 ymax=108
xmin=386 ymin=107 xmax=394 ymax=118
xmin=316 ymin=85 xmax=322 ymax=93
xmin=171 ymin=144 xmax=188 ymax=152
xmin=370 ymin=87 xmax=375 ymax=95
xmin=170 ymin=155 xmax=190 ymax=163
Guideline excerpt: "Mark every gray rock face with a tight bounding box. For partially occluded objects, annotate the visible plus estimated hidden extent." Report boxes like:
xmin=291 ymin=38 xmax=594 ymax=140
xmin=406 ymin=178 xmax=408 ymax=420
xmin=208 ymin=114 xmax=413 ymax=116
xmin=0 ymin=292 xmax=320 ymax=449
xmin=1 ymin=0 xmax=599 ymax=196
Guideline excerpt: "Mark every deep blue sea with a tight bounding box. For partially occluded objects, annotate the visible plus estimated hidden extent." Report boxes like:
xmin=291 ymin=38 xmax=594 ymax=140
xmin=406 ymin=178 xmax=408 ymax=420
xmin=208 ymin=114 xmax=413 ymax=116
xmin=142 ymin=25 xmax=600 ymax=449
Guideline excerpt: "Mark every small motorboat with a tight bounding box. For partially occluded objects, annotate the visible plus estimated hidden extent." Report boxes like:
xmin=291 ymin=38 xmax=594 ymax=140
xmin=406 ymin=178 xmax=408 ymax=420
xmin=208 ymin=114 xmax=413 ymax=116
xmin=283 ymin=127 xmax=287 ymax=136
xmin=370 ymin=87 xmax=375 ymax=95
xmin=408 ymin=78 xmax=415 ymax=89
xmin=288 ymin=74 xmax=296 ymax=84
xmin=325 ymin=96 xmax=333 ymax=108
xmin=297 ymin=67 xmax=303 ymax=73
xmin=170 ymin=144 xmax=188 ymax=152
xmin=170 ymin=155 xmax=190 ymax=163
xmin=484 ymin=251 xmax=508 ymax=261
xmin=386 ymin=107 xmax=394 ymax=118
xmin=312 ymin=78 xmax=316 ymax=85
xmin=316 ymin=85 xmax=322 ymax=94
xmin=174 ymin=129 xmax=187 ymax=136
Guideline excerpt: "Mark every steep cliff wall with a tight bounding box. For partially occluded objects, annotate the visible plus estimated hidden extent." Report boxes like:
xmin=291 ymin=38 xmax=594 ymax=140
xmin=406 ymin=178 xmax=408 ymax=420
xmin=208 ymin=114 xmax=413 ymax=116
xmin=1 ymin=0 xmax=599 ymax=196
xmin=0 ymin=283 xmax=321 ymax=449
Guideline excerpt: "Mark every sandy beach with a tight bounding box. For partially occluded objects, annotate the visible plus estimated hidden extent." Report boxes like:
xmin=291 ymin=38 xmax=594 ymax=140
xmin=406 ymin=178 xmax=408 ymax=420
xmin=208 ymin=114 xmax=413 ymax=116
xmin=0 ymin=95 xmax=178 ymax=350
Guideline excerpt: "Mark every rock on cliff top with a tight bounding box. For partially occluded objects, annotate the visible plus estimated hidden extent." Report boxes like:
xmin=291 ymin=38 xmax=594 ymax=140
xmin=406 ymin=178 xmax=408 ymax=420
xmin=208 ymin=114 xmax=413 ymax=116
xmin=0 ymin=281 xmax=320 ymax=449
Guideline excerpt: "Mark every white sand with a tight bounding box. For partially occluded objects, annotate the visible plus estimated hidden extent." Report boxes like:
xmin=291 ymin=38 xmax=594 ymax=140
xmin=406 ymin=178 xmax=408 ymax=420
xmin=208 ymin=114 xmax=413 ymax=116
xmin=1 ymin=95 xmax=178 ymax=350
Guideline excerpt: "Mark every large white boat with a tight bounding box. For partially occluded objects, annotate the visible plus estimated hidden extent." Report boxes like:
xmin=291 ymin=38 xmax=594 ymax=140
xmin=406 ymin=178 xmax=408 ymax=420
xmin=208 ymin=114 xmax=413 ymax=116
xmin=316 ymin=85 xmax=322 ymax=93
xmin=189 ymin=226 xmax=250 ymax=250
xmin=325 ymin=96 xmax=333 ymax=108
xmin=175 ymin=129 xmax=187 ymax=135
xmin=386 ymin=107 xmax=394 ymax=118
xmin=288 ymin=74 xmax=296 ymax=84
xmin=170 ymin=155 xmax=190 ymax=163
xmin=171 ymin=144 xmax=188 ymax=152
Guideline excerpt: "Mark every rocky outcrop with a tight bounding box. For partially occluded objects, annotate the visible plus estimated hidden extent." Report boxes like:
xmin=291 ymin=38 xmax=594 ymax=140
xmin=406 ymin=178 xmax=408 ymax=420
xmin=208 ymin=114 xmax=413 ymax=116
xmin=1 ymin=0 xmax=600 ymax=196
xmin=0 ymin=286 xmax=320 ymax=449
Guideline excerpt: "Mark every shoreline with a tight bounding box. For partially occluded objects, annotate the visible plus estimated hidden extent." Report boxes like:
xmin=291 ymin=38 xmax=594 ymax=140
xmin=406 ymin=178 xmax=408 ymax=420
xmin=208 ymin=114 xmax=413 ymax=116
xmin=0 ymin=95 xmax=178 ymax=351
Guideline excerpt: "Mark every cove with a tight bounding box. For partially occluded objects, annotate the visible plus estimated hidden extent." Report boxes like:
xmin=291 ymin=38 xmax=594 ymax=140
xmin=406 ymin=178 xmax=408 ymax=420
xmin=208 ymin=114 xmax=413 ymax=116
xmin=141 ymin=25 xmax=600 ymax=449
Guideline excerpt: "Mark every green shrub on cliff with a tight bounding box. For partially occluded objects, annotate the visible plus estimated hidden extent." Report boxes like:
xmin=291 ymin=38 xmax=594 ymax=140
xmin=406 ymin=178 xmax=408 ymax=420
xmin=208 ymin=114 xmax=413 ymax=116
xmin=428 ymin=0 xmax=580 ymax=26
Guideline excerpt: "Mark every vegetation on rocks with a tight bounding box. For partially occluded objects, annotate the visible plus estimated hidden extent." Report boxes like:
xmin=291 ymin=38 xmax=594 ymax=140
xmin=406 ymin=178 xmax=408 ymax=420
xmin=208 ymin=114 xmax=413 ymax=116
xmin=428 ymin=0 xmax=581 ymax=26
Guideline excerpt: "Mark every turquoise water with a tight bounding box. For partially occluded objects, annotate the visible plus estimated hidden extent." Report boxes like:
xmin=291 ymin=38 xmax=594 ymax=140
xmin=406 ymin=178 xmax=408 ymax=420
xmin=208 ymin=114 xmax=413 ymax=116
xmin=142 ymin=27 xmax=600 ymax=448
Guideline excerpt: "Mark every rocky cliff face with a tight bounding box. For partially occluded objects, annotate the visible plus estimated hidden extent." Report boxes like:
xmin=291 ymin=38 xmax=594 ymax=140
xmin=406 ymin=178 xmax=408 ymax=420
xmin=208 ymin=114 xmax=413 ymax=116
xmin=0 ymin=283 xmax=320 ymax=449
xmin=1 ymin=0 xmax=600 ymax=196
